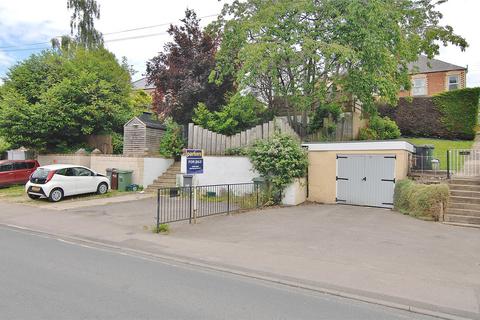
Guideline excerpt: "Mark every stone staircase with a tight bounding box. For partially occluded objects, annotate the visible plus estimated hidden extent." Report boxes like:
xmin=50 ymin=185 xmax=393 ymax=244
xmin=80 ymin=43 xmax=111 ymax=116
xmin=145 ymin=162 xmax=181 ymax=192
xmin=445 ymin=178 xmax=480 ymax=227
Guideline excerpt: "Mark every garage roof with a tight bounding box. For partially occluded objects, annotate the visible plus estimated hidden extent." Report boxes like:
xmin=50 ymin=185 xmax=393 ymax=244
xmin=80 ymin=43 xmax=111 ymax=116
xmin=303 ymin=141 xmax=415 ymax=153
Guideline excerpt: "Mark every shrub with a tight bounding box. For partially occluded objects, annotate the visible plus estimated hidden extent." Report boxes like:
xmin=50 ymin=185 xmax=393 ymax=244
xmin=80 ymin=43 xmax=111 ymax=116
xmin=111 ymin=132 xmax=123 ymax=154
xmin=159 ymin=118 xmax=185 ymax=159
xmin=192 ymin=93 xmax=269 ymax=135
xmin=378 ymin=88 xmax=480 ymax=140
xmin=225 ymin=147 xmax=249 ymax=156
xmin=0 ymin=136 xmax=10 ymax=154
xmin=248 ymin=133 xmax=308 ymax=203
xmin=359 ymin=116 xmax=401 ymax=140
xmin=393 ymin=179 xmax=449 ymax=221
xmin=308 ymin=103 xmax=342 ymax=134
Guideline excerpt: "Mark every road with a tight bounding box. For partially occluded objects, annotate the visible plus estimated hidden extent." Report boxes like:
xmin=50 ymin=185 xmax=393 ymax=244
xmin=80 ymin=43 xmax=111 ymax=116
xmin=0 ymin=226 xmax=436 ymax=320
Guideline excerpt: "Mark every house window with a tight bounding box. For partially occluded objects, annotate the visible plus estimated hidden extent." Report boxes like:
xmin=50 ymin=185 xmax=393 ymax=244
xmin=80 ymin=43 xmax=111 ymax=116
xmin=448 ymin=75 xmax=459 ymax=91
xmin=412 ymin=78 xmax=427 ymax=96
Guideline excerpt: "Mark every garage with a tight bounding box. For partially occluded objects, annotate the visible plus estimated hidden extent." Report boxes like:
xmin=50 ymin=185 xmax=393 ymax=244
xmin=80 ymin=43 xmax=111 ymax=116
xmin=304 ymin=141 xmax=415 ymax=208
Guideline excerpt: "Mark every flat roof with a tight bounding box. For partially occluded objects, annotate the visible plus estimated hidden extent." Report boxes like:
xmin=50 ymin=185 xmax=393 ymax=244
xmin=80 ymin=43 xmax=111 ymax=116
xmin=302 ymin=141 xmax=415 ymax=153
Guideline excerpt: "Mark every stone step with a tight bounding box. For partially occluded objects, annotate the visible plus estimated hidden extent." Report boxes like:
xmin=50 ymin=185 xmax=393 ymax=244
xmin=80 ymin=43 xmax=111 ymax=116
xmin=444 ymin=214 xmax=480 ymax=225
xmin=448 ymin=202 xmax=480 ymax=211
xmin=449 ymin=190 xmax=480 ymax=198
xmin=449 ymin=178 xmax=480 ymax=186
xmin=449 ymin=196 xmax=480 ymax=205
xmin=446 ymin=207 xmax=480 ymax=217
xmin=448 ymin=184 xmax=480 ymax=192
xmin=442 ymin=222 xmax=480 ymax=229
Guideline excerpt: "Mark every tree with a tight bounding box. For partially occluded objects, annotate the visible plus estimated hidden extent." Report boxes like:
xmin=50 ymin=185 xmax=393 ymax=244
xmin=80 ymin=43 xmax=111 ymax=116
xmin=0 ymin=47 xmax=134 ymax=152
xmin=67 ymin=0 xmax=103 ymax=48
xmin=146 ymin=9 xmax=234 ymax=124
xmin=212 ymin=0 xmax=467 ymax=118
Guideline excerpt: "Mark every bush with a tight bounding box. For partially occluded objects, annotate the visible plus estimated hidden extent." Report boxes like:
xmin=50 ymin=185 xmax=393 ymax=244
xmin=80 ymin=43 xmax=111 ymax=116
xmin=159 ymin=118 xmax=185 ymax=159
xmin=111 ymin=132 xmax=123 ymax=154
xmin=378 ymin=88 xmax=480 ymax=140
xmin=359 ymin=116 xmax=401 ymax=140
xmin=308 ymin=103 xmax=342 ymax=134
xmin=393 ymin=179 xmax=449 ymax=221
xmin=0 ymin=136 xmax=10 ymax=154
xmin=248 ymin=133 xmax=308 ymax=203
xmin=225 ymin=147 xmax=249 ymax=156
xmin=192 ymin=93 xmax=269 ymax=135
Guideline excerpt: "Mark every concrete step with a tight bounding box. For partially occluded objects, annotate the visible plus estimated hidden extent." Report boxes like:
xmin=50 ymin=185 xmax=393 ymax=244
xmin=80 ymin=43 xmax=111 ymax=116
xmin=444 ymin=214 xmax=480 ymax=225
xmin=449 ymin=190 xmax=480 ymax=198
xmin=449 ymin=178 xmax=480 ymax=186
xmin=442 ymin=222 xmax=480 ymax=229
xmin=446 ymin=207 xmax=480 ymax=217
xmin=448 ymin=184 xmax=480 ymax=192
xmin=449 ymin=196 xmax=480 ymax=205
xmin=448 ymin=202 xmax=480 ymax=211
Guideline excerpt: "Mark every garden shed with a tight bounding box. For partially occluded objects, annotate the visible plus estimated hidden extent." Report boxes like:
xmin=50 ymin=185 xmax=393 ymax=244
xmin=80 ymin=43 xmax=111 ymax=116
xmin=303 ymin=141 xmax=415 ymax=208
xmin=123 ymin=112 xmax=166 ymax=155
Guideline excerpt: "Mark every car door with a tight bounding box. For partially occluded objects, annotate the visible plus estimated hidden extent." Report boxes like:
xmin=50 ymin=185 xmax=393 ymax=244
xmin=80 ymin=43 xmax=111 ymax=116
xmin=0 ymin=162 xmax=15 ymax=186
xmin=73 ymin=167 xmax=97 ymax=194
xmin=55 ymin=168 xmax=78 ymax=196
xmin=13 ymin=162 xmax=30 ymax=184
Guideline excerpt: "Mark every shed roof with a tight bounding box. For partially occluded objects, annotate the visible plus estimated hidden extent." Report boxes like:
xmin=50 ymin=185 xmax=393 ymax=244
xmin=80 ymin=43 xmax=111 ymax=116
xmin=137 ymin=112 xmax=166 ymax=130
xmin=132 ymin=77 xmax=155 ymax=90
xmin=303 ymin=141 xmax=415 ymax=153
xmin=407 ymin=55 xmax=466 ymax=74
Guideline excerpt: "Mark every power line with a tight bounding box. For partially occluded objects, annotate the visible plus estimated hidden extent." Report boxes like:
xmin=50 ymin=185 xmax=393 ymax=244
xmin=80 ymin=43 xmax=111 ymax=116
xmin=0 ymin=13 xmax=218 ymax=50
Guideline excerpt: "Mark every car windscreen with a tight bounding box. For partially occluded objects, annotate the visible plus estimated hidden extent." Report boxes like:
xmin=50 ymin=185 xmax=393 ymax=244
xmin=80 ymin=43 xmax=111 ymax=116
xmin=31 ymin=168 xmax=50 ymax=179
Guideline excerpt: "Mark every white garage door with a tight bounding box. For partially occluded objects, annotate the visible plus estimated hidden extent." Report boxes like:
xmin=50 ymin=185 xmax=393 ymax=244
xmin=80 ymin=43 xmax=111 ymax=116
xmin=336 ymin=154 xmax=396 ymax=208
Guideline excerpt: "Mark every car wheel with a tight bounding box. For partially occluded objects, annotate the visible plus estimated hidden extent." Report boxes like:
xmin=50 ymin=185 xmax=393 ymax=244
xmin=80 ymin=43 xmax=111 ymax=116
xmin=49 ymin=188 xmax=64 ymax=202
xmin=28 ymin=194 xmax=40 ymax=200
xmin=97 ymin=182 xmax=108 ymax=195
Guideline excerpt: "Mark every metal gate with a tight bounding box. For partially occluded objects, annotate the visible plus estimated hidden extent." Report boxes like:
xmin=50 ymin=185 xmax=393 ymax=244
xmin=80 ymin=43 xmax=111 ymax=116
xmin=336 ymin=154 xmax=396 ymax=208
xmin=447 ymin=149 xmax=480 ymax=177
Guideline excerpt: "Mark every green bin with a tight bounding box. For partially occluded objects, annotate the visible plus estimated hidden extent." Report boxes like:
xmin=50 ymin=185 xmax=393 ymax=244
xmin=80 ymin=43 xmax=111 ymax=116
xmin=117 ymin=170 xmax=133 ymax=191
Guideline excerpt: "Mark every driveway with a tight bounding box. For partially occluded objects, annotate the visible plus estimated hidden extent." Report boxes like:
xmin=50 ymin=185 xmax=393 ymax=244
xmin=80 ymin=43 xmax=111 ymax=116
xmin=0 ymin=200 xmax=479 ymax=319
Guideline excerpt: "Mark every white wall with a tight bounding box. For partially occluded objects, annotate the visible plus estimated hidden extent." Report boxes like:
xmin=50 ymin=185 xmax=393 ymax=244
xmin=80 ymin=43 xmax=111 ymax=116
xmin=143 ymin=157 xmax=174 ymax=186
xmin=282 ymin=178 xmax=307 ymax=206
xmin=181 ymin=156 xmax=259 ymax=185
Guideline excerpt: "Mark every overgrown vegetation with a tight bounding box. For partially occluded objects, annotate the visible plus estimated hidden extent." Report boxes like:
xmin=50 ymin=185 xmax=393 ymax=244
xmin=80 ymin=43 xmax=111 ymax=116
xmin=379 ymin=88 xmax=480 ymax=140
xmin=159 ymin=118 xmax=185 ymax=159
xmin=394 ymin=179 xmax=449 ymax=221
xmin=193 ymin=93 xmax=270 ymax=135
xmin=308 ymin=103 xmax=342 ymax=134
xmin=248 ymin=134 xmax=307 ymax=203
xmin=225 ymin=147 xmax=249 ymax=156
xmin=0 ymin=136 xmax=10 ymax=154
xmin=359 ymin=116 xmax=401 ymax=140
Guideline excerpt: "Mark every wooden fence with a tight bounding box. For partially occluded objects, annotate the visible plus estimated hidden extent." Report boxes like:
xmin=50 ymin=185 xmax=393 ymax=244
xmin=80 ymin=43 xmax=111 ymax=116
xmin=187 ymin=118 xmax=299 ymax=155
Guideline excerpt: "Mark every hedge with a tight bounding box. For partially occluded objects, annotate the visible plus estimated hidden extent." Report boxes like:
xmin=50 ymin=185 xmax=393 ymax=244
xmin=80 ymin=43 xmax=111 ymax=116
xmin=378 ymin=87 xmax=480 ymax=140
xmin=393 ymin=179 xmax=449 ymax=221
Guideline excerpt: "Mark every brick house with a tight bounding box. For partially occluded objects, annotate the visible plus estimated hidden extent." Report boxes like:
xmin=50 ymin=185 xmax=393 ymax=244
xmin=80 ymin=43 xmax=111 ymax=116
xmin=132 ymin=77 xmax=155 ymax=95
xmin=399 ymin=56 xmax=467 ymax=97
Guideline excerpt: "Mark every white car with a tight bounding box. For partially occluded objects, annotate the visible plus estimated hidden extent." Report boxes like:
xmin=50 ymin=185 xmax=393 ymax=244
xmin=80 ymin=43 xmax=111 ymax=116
xmin=26 ymin=164 xmax=110 ymax=202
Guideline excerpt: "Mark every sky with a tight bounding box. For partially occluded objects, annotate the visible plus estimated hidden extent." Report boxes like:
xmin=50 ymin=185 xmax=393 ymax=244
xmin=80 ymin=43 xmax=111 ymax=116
xmin=0 ymin=0 xmax=479 ymax=86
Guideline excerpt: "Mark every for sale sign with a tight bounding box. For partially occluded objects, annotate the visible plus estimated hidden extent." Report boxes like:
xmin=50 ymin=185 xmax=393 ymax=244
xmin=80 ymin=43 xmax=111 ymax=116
xmin=184 ymin=149 xmax=203 ymax=158
xmin=187 ymin=158 xmax=203 ymax=174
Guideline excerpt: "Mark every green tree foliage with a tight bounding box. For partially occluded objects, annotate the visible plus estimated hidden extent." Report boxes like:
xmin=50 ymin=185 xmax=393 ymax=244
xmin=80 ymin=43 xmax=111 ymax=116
xmin=249 ymin=134 xmax=307 ymax=203
xmin=67 ymin=0 xmax=103 ymax=48
xmin=0 ymin=136 xmax=10 ymax=154
xmin=212 ymin=0 xmax=467 ymax=115
xmin=130 ymin=90 xmax=153 ymax=116
xmin=192 ymin=93 xmax=269 ymax=135
xmin=146 ymin=9 xmax=234 ymax=124
xmin=359 ymin=116 xmax=401 ymax=140
xmin=159 ymin=118 xmax=185 ymax=159
xmin=0 ymin=48 xmax=133 ymax=151
xmin=308 ymin=103 xmax=342 ymax=134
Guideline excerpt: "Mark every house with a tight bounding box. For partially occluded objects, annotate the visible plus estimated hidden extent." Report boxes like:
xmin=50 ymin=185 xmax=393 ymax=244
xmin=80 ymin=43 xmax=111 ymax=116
xmin=123 ymin=112 xmax=166 ymax=155
xmin=399 ymin=56 xmax=467 ymax=97
xmin=132 ymin=77 xmax=155 ymax=95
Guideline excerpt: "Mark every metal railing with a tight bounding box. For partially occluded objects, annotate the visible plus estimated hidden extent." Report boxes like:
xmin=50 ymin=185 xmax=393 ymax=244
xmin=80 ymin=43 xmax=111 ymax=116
xmin=156 ymin=183 xmax=266 ymax=226
xmin=447 ymin=149 xmax=480 ymax=178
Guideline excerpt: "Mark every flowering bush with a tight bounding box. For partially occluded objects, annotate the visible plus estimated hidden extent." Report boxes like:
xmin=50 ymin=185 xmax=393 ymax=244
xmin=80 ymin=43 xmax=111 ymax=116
xmin=248 ymin=134 xmax=308 ymax=203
